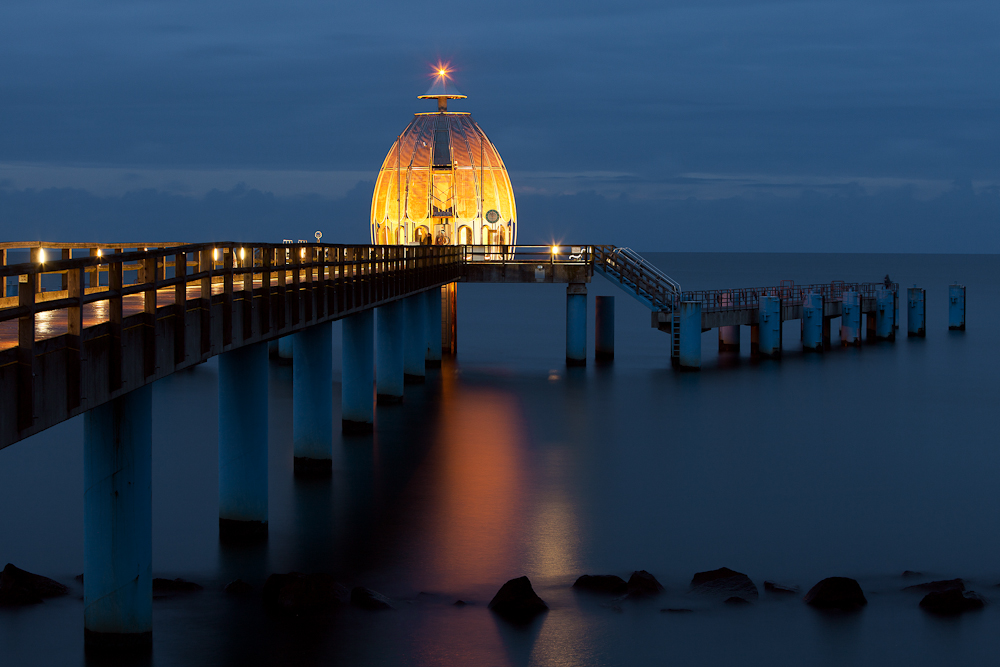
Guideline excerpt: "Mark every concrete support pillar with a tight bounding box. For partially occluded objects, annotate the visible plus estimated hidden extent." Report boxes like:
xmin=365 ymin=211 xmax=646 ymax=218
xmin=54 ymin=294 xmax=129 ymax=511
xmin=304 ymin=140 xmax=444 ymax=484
xmin=404 ymin=293 xmax=426 ymax=382
xmin=677 ymin=301 xmax=701 ymax=370
xmin=293 ymin=321 xmax=333 ymax=473
xmin=84 ymin=385 xmax=153 ymax=650
xmin=876 ymin=288 xmax=895 ymax=340
xmin=278 ymin=335 xmax=293 ymax=362
xmin=757 ymin=296 xmax=782 ymax=358
xmin=595 ymin=295 xmax=615 ymax=362
xmin=218 ymin=342 xmax=268 ymax=540
xmin=342 ymin=310 xmax=375 ymax=433
xmin=566 ymin=283 xmax=587 ymax=366
xmin=841 ymin=291 xmax=861 ymax=346
xmin=802 ymin=292 xmax=824 ymax=352
xmin=442 ymin=282 xmax=458 ymax=356
xmin=908 ymin=287 xmax=926 ymax=338
xmin=376 ymin=301 xmax=404 ymax=404
xmin=425 ymin=289 xmax=442 ymax=368
xmin=949 ymin=284 xmax=966 ymax=331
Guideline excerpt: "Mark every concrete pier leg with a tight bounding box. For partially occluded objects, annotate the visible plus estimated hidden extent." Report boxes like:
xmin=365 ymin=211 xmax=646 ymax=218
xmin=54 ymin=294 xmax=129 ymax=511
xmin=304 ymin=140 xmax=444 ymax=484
xmin=442 ymin=282 xmax=458 ymax=356
xmin=908 ymin=287 xmax=926 ymax=338
xmin=949 ymin=284 xmax=966 ymax=331
xmin=678 ymin=301 xmax=701 ymax=370
xmin=84 ymin=385 xmax=153 ymax=650
xmin=425 ymin=289 xmax=443 ymax=368
xmin=595 ymin=296 xmax=615 ymax=362
xmin=823 ymin=316 xmax=833 ymax=349
xmin=758 ymin=296 xmax=782 ymax=358
xmin=404 ymin=294 xmax=426 ymax=382
xmin=376 ymin=301 xmax=404 ymax=404
xmin=218 ymin=342 xmax=268 ymax=540
xmin=840 ymin=291 xmax=861 ymax=346
xmin=342 ymin=311 xmax=374 ymax=433
xmin=802 ymin=292 xmax=824 ymax=352
xmin=876 ymin=288 xmax=895 ymax=340
xmin=277 ymin=335 xmax=293 ymax=362
xmin=293 ymin=321 xmax=334 ymax=474
xmin=566 ymin=283 xmax=587 ymax=366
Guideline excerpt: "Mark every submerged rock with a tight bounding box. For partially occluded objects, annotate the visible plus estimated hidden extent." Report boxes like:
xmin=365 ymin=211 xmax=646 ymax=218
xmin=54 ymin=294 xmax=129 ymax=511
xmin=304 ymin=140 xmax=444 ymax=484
xmin=903 ymin=579 xmax=965 ymax=594
xmin=153 ymin=578 xmax=203 ymax=593
xmin=573 ymin=574 xmax=628 ymax=596
xmin=224 ymin=579 xmax=253 ymax=595
xmin=350 ymin=587 xmax=394 ymax=611
xmin=262 ymin=573 xmax=348 ymax=615
xmin=489 ymin=576 xmax=548 ymax=623
xmin=724 ymin=596 xmax=751 ymax=606
xmin=764 ymin=581 xmax=799 ymax=595
xmin=0 ymin=564 xmax=68 ymax=605
xmin=690 ymin=567 xmax=758 ymax=602
xmin=626 ymin=570 xmax=664 ymax=598
xmin=804 ymin=577 xmax=867 ymax=611
xmin=901 ymin=570 xmax=924 ymax=579
xmin=920 ymin=589 xmax=985 ymax=615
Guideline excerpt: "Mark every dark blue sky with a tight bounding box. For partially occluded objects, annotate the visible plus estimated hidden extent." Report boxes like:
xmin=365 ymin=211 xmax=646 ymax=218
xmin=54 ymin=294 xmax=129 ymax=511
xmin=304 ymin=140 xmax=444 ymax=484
xmin=0 ymin=0 xmax=997 ymax=250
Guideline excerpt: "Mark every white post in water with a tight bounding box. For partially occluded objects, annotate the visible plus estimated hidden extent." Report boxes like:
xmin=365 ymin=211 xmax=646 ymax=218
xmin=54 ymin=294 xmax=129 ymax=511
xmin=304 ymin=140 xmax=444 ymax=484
xmin=84 ymin=385 xmax=153 ymax=650
xmin=840 ymin=291 xmax=861 ymax=347
xmin=218 ymin=341 xmax=269 ymax=540
xmin=802 ymin=292 xmax=824 ymax=352
xmin=293 ymin=321 xmax=333 ymax=474
xmin=342 ymin=310 xmax=374 ymax=433
xmin=758 ymin=296 xmax=781 ymax=358
xmin=425 ymin=289 xmax=443 ymax=368
xmin=876 ymin=288 xmax=895 ymax=340
xmin=566 ymin=283 xmax=587 ymax=366
xmin=404 ymin=294 xmax=426 ymax=382
xmin=948 ymin=284 xmax=966 ymax=331
xmin=376 ymin=301 xmax=404 ymax=404
xmin=908 ymin=287 xmax=926 ymax=337
xmin=678 ymin=300 xmax=701 ymax=370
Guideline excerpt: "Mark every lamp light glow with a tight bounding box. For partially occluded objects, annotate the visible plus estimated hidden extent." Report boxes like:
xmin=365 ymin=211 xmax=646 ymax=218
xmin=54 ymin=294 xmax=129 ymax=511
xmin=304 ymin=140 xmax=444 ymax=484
xmin=38 ymin=249 xmax=45 ymax=263
xmin=213 ymin=248 xmax=219 ymax=262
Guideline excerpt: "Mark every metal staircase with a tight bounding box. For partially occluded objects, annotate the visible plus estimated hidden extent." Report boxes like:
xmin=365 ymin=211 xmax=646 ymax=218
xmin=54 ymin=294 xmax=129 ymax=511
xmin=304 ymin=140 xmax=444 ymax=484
xmin=592 ymin=245 xmax=682 ymax=312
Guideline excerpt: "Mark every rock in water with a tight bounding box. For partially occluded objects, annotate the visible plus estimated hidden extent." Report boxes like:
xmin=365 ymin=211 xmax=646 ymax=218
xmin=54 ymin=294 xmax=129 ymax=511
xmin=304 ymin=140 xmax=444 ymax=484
xmin=262 ymin=573 xmax=348 ymax=615
xmin=804 ymin=577 xmax=867 ymax=610
xmin=224 ymin=579 xmax=253 ymax=595
xmin=764 ymin=581 xmax=799 ymax=595
xmin=903 ymin=579 xmax=965 ymax=593
xmin=152 ymin=578 xmax=203 ymax=592
xmin=0 ymin=564 xmax=68 ymax=605
xmin=724 ymin=596 xmax=751 ymax=606
xmin=573 ymin=574 xmax=628 ymax=596
xmin=489 ymin=576 xmax=548 ymax=623
xmin=919 ymin=589 xmax=985 ymax=615
xmin=626 ymin=570 xmax=664 ymax=597
xmin=350 ymin=587 xmax=394 ymax=610
xmin=690 ymin=567 xmax=758 ymax=602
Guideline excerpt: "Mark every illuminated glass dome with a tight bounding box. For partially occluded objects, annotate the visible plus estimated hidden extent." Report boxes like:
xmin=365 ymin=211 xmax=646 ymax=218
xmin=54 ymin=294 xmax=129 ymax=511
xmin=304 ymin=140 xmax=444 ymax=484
xmin=371 ymin=70 xmax=517 ymax=246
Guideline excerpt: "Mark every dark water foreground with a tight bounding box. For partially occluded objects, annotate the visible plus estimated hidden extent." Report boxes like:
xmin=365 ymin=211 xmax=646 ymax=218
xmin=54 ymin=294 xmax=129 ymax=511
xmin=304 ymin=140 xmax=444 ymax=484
xmin=2 ymin=253 xmax=999 ymax=666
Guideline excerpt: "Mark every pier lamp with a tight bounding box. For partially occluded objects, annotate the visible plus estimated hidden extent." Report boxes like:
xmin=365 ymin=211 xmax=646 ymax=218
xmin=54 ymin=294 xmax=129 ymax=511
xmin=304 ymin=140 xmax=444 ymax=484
xmin=38 ymin=249 xmax=45 ymax=263
xmin=96 ymin=249 xmax=102 ymax=258
xmin=551 ymin=245 xmax=558 ymax=256
xmin=213 ymin=248 xmax=219 ymax=262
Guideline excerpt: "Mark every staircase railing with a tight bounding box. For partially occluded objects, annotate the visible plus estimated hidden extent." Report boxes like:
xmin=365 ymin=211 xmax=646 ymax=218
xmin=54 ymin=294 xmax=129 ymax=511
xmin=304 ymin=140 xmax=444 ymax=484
xmin=593 ymin=245 xmax=681 ymax=311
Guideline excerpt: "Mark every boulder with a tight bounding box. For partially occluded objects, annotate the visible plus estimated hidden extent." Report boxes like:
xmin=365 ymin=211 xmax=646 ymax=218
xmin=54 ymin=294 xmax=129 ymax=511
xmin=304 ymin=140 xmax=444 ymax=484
xmin=573 ymin=574 xmax=628 ymax=596
xmin=804 ymin=577 xmax=867 ymax=611
xmin=350 ymin=587 xmax=394 ymax=611
xmin=489 ymin=576 xmax=548 ymax=623
xmin=626 ymin=570 xmax=664 ymax=598
xmin=0 ymin=564 xmax=68 ymax=605
xmin=903 ymin=579 xmax=964 ymax=594
xmin=764 ymin=581 xmax=799 ymax=595
xmin=224 ymin=579 xmax=253 ymax=595
xmin=690 ymin=567 xmax=758 ymax=602
xmin=153 ymin=578 xmax=203 ymax=593
xmin=919 ymin=589 xmax=985 ymax=615
xmin=262 ymin=573 xmax=348 ymax=615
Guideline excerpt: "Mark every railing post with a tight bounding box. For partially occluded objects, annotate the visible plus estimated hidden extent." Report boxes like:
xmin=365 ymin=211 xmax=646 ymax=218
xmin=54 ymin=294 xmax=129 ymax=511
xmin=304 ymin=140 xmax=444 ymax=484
xmin=61 ymin=248 xmax=70 ymax=291
xmin=67 ymin=266 xmax=84 ymax=410
xmin=275 ymin=246 xmax=286 ymax=330
xmin=142 ymin=254 xmax=157 ymax=377
xmin=174 ymin=251 xmax=187 ymax=366
xmin=261 ymin=247 xmax=272 ymax=336
xmin=199 ymin=249 xmax=212 ymax=355
xmin=241 ymin=247 xmax=253 ymax=342
xmin=290 ymin=244 xmax=301 ymax=326
xmin=89 ymin=248 xmax=101 ymax=290
xmin=17 ymin=272 xmax=36 ymax=431
xmin=109 ymin=260 xmax=123 ymax=392
xmin=222 ymin=248 xmax=233 ymax=347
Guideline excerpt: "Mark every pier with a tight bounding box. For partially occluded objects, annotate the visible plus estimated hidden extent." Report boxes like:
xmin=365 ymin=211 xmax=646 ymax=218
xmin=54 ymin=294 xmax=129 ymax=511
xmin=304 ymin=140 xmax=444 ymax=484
xmin=0 ymin=240 xmax=922 ymax=648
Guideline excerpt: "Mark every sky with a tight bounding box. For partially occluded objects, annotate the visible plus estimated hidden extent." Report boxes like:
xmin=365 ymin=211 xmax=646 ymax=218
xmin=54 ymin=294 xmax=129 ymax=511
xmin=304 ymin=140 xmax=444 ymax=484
xmin=0 ymin=0 xmax=997 ymax=251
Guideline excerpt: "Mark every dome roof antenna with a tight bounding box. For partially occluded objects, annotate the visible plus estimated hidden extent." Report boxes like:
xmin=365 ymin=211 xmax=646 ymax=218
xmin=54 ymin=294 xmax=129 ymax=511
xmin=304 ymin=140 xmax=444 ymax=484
xmin=418 ymin=65 xmax=466 ymax=112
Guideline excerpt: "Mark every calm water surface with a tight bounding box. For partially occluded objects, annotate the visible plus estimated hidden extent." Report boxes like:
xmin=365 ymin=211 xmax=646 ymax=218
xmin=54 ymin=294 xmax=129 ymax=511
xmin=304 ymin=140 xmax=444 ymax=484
xmin=2 ymin=253 xmax=999 ymax=666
